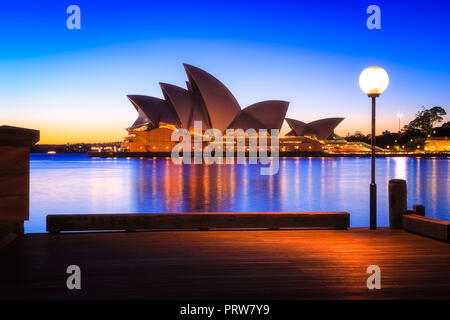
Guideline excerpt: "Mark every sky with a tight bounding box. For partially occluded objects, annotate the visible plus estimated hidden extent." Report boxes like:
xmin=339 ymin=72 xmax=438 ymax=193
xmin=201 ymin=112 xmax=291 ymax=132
xmin=1 ymin=0 xmax=449 ymax=143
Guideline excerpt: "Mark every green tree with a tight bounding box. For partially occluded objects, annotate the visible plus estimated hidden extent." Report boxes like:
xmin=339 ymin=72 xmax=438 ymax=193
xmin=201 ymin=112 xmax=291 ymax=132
xmin=345 ymin=131 xmax=369 ymax=143
xmin=406 ymin=106 xmax=447 ymax=136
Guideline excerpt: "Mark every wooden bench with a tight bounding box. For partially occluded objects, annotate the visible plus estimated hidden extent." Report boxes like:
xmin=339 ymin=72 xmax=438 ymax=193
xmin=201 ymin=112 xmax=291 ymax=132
xmin=403 ymin=214 xmax=450 ymax=242
xmin=47 ymin=212 xmax=350 ymax=234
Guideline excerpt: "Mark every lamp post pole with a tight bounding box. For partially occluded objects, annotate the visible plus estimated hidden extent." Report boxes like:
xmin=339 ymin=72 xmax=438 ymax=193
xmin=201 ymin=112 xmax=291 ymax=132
xmin=359 ymin=66 xmax=389 ymax=230
xmin=369 ymin=94 xmax=379 ymax=230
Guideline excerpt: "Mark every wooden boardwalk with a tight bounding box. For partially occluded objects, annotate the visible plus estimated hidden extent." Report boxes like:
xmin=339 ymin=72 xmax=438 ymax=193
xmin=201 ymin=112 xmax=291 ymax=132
xmin=0 ymin=228 xmax=449 ymax=299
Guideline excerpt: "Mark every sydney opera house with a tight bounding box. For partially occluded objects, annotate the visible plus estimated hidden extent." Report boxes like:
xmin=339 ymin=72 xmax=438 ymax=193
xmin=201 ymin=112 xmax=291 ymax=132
xmin=121 ymin=64 xmax=345 ymax=153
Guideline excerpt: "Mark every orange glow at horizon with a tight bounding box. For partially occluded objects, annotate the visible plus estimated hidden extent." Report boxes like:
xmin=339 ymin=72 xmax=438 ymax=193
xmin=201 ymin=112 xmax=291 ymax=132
xmin=14 ymin=115 xmax=427 ymax=145
xmin=25 ymin=124 xmax=127 ymax=144
xmin=30 ymin=123 xmax=405 ymax=145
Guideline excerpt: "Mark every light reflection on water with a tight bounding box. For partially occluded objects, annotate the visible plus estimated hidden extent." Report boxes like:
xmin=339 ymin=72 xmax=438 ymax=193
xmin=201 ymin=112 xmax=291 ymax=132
xmin=27 ymin=154 xmax=449 ymax=233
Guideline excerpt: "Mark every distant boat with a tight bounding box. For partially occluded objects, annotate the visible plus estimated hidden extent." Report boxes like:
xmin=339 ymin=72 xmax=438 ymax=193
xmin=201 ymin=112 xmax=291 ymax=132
xmin=47 ymin=151 xmax=56 ymax=154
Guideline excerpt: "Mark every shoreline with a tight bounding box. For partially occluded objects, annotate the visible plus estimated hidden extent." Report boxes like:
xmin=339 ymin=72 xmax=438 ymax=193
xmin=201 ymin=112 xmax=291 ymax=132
xmin=83 ymin=151 xmax=450 ymax=158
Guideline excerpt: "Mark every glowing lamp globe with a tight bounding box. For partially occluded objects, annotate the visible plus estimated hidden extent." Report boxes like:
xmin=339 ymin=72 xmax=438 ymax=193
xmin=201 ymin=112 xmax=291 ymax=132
xmin=359 ymin=66 xmax=389 ymax=96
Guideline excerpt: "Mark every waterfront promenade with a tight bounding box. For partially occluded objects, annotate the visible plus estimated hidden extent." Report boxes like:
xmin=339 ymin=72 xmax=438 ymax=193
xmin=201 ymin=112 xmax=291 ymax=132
xmin=1 ymin=228 xmax=449 ymax=299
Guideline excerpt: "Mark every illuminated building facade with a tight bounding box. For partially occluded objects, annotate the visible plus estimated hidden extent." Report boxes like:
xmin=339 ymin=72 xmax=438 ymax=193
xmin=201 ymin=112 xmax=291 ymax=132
xmin=279 ymin=117 xmax=345 ymax=152
xmin=285 ymin=118 xmax=344 ymax=140
xmin=121 ymin=63 xmax=352 ymax=154
xmin=424 ymin=138 xmax=450 ymax=152
xmin=121 ymin=64 xmax=289 ymax=152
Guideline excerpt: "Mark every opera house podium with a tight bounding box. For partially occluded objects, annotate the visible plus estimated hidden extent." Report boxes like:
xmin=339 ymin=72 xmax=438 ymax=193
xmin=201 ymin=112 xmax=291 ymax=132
xmin=0 ymin=126 xmax=39 ymax=248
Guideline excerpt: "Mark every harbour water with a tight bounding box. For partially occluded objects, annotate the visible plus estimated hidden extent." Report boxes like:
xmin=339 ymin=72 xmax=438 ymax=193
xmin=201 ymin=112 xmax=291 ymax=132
xmin=27 ymin=154 xmax=449 ymax=233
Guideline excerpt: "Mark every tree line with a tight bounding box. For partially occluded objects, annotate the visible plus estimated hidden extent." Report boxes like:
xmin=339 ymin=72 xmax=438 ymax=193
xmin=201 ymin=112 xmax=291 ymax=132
xmin=345 ymin=106 xmax=448 ymax=149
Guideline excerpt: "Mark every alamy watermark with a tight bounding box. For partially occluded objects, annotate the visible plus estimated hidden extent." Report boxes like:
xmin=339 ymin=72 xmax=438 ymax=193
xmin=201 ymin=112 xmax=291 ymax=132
xmin=170 ymin=121 xmax=280 ymax=176
xmin=66 ymin=5 xmax=81 ymax=30
xmin=66 ymin=265 xmax=81 ymax=290
xmin=366 ymin=5 xmax=381 ymax=30
xmin=366 ymin=265 xmax=381 ymax=289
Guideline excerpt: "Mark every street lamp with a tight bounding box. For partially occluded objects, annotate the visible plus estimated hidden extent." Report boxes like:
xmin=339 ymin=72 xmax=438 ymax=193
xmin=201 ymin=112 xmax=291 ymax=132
xmin=397 ymin=114 xmax=402 ymax=132
xmin=359 ymin=66 xmax=389 ymax=230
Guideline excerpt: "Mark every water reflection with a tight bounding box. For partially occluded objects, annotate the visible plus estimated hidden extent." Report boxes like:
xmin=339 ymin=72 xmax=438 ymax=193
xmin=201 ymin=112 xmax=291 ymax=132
xmin=27 ymin=154 xmax=450 ymax=233
xmin=393 ymin=157 xmax=407 ymax=180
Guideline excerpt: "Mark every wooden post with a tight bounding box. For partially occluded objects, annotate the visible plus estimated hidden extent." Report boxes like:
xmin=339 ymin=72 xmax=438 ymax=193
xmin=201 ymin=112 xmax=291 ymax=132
xmin=413 ymin=204 xmax=425 ymax=216
xmin=388 ymin=179 xmax=407 ymax=229
xmin=0 ymin=126 xmax=39 ymax=239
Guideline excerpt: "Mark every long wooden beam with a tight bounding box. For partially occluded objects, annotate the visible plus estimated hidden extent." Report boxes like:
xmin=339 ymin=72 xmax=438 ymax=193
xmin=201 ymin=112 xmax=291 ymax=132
xmin=46 ymin=212 xmax=350 ymax=234
xmin=403 ymin=214 xmax=450 ymax=242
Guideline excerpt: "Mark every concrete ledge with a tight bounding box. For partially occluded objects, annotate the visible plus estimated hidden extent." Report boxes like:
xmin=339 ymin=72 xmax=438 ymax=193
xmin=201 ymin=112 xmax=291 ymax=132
xmin=403 ymin=214 xmax=450 ymax=242
xmin=0 ymin=216 xmax=23 ymax=249
xmin=0 ymin=232 xmax=18 ymax=250
xmin=47 ymin=212 xmax=350 ymax=233
xmin=0 ymin=126 xmax=40 ymax=147
xmin=0 ymin=216 xmax=23 ymax=234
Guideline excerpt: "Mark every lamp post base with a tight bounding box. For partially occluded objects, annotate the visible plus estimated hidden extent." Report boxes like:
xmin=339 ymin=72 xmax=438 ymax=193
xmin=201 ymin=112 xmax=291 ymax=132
xmin=370 ymin=183 xmax=377 ymax=230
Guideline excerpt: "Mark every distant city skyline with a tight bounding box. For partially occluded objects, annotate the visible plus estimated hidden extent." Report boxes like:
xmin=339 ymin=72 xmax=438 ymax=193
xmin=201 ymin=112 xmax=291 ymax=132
xmin=1 ymin=0 xmax=449 ymax=144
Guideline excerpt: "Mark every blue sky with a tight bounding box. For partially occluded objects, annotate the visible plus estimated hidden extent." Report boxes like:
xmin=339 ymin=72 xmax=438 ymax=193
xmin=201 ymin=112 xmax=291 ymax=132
xmin=1 ymin=0 xmax=449 ymax=143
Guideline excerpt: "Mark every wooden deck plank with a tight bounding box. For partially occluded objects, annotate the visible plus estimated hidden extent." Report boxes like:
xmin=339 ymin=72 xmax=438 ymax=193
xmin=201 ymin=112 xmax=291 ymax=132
xmin=0 ymin=228 xmax=449 ymax=299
